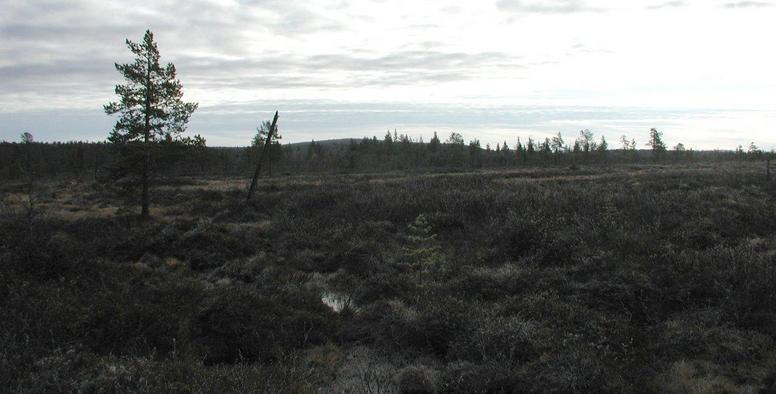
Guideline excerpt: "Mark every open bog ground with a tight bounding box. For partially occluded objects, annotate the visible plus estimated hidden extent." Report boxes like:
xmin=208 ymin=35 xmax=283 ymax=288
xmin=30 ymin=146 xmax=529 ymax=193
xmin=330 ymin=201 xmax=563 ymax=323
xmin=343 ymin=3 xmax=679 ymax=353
xmin=2 ymin=161 xmax=776 ymax=392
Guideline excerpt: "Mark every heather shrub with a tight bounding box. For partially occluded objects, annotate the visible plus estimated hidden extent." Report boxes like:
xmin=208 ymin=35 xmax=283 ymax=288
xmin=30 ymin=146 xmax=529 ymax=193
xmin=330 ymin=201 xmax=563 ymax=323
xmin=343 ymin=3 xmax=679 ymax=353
xmin=394 ymin=365 xmax=439 ymax=394
xmin=190 ymin=286 xmax=336 ymax=364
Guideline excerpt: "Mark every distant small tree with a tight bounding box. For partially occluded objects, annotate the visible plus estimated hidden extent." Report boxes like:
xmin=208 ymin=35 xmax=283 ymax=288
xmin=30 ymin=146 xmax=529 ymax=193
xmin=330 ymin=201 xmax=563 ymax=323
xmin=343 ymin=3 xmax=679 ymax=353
xmin=306 ymin=140 xmax=322 ymax=161
xmin=577 ymin=129 xmax=596 ymax=152
xmin=598 ymin=136 xmax=608 ymax=152
xmin=252 ymin=121 xmax=270 ymax=147
xmin=446 ymin=132 xmax=466 ymax=165
xmin=469 ymin=139 xmax=482 ymax=167
xmin=748 ymin=142 xmax=763 ymax=159
xmin=253 ymin=119 xmax=281 ymax=176
xmin=572 ymin=140 xmax=581 ymax=153
xmin=500 ymin=141 xmax=510 ymax=164
xmin=380 ymin=130 xmax=399 ymax=155
xmin=188 ymin=134 xmax=207 ymax=147
xmin=671 ymin=142 xmax=686 ymax=161
xmin=428 ymin=131 xmax=441 ymax=152
xmin=597 ymin=136 xmax=608 ymax=160
xmin=104 ymin=30 xmax=198 ymax=218
xmin=446 ymin=132 xmax=464 ymax=145
xmin=185 ymin=135 xmax=208 ymax=172
xmin=550 ymin=132 xmax=565 ymax=154
xmin=541 ymin=138 xmax=552 ymax=161
xmin=20 ymin=132 xmax=33 ymax=144
xmin=620 ymin=135 xmax=637 ymax=160
xmin=646 ymin=128 xmax=667 ymax=160
xmin=736 ymin=145 xmax=745 ymax=160
xmin=516 ymin=137 xmax=526 ymax=163
xmin=620 ymin=135 xmax=630 ymax=151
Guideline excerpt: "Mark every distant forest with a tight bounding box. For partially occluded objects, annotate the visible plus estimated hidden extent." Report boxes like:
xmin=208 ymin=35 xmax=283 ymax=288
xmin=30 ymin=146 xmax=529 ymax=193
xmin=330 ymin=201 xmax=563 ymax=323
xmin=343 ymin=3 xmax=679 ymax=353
xmin=0 ymin=129 xmax=770 ymax=181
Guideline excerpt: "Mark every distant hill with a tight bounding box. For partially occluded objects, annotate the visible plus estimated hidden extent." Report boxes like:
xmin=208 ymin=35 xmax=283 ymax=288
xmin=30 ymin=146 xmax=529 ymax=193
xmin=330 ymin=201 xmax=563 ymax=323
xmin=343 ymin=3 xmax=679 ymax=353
xmin=287 ymin=138 xmax=361 ymax=148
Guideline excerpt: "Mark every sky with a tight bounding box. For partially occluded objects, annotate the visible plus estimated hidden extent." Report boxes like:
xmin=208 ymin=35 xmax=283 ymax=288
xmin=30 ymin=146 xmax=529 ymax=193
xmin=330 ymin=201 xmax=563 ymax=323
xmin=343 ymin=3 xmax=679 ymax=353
xmin=1 ymin=0 xmax=775 ymax=149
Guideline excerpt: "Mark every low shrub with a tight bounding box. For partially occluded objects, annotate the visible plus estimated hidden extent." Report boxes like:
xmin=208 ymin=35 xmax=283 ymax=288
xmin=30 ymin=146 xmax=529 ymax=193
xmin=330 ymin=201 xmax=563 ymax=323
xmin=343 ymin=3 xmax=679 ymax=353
xmin=190 ymin=286 xmax=337 ymax=364
xmin=394 ymin=365 xmax=439 ymax=394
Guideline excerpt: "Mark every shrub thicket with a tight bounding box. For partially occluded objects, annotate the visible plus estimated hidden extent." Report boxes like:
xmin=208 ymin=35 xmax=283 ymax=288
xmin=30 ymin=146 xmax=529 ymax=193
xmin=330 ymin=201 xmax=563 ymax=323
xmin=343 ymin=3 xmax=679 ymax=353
xmin=2 ymin=162 xmax=776 ymax=391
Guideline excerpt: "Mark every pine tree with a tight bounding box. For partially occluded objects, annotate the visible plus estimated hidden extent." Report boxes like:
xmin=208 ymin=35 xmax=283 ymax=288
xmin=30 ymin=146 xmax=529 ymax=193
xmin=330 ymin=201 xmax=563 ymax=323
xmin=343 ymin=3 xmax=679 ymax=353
xmin=620 ymin=135 xmax=630 ymax=151
xmin=428 ymin=131 xmax=441 ymax=152
xmin=20 ymin=132 xmax=33 ymax=144
xmin=516 ymin=137 xmax=526 ymax=163
xmin=598 ymin=136 xmax=608 ymax=152
xmin=597 ymin=136 xmax=608 ymax=161
xmin=748 ymin=142 xmax=762 ymax=158
xmin=104 ymin=30 xmax=198 ymax=217
xmin=469 ymin=139 xmax=482 ymax=167
xmin=550 ymin=132 xmax=565 ymax=154
xmin=446 ymin=132 xmax=464 ymax=145
xmin=646 ymin=128 xmax=667 ymax=160
xmin=252 ymin=118 xmax=281 ymax=176
xmin=577 ymin=129 xmax=596 ymax=152
xmin=543 ymin=138 xmax=552 ymax=152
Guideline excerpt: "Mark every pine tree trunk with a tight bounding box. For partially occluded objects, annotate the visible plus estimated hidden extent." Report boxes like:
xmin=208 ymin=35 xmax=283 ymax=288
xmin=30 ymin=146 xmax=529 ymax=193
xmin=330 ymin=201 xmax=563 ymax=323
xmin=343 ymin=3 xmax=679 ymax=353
xmin=247 ymin=111 xmax=279 ymax=201
xmin=141 ymin=149 xmax=149 ymax=218
xmin=141 ymin=58 xmax=151 ymax=218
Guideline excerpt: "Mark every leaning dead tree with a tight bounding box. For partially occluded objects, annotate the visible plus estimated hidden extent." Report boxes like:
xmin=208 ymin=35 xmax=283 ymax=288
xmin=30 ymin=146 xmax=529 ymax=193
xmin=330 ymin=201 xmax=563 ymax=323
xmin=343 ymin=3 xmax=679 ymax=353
xmin=246 ymin=111 xmax=279 ymax=201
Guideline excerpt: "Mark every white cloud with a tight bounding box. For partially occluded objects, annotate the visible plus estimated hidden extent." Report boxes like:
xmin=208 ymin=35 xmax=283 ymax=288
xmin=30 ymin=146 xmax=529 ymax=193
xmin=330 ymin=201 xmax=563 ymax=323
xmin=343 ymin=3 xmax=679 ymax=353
xmin=0 ymin=0 xmax=775 ymax=147
xmin=496 ymin=0 xmax=601 ymax=14
xmin=723 ymin=1 xmax=775 ymax=8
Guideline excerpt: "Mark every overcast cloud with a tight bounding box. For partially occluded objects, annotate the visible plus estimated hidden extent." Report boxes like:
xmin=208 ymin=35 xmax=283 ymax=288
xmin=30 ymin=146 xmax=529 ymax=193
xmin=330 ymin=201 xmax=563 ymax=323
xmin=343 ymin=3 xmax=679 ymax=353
xmin=1 ymin=0 xmax=775 ymax=148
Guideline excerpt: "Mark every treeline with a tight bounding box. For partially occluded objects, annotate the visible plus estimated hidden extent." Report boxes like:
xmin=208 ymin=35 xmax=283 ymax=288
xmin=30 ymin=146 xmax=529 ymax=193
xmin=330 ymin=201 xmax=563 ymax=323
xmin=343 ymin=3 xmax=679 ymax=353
xmin=0 ymin=128 xmax=769 ymax=181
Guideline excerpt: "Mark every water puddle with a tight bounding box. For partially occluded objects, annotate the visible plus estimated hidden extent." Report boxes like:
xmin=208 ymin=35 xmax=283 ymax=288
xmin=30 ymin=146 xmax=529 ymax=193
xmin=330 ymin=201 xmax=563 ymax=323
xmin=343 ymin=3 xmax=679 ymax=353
xmin=321 ymin=292 xmax=354 ymax=313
